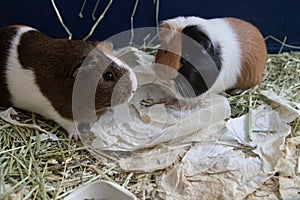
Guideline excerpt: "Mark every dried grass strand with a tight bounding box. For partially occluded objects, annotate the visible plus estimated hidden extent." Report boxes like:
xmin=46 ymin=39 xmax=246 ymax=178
xmin=50 ymin=0 xmax=72 ymax=39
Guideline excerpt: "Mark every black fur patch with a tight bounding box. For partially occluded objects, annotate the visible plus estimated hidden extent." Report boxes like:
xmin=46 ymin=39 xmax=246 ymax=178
xmin=174 ymin=25 xmax=222 ymax=97
xmin=0 ymin=27 xmax=16 ymax=107
xmin=181 ymin=25 xmax=222 ymax=70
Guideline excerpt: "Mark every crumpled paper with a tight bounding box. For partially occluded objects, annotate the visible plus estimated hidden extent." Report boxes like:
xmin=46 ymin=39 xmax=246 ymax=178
xmin=0 ymin=107 xmax=58 ymax=141
xmin=89 ymin=90 xmax=230 ymax=152
xmin=158 ymin=88 xmax=300 ymax=199
xmin=276 ymin=136 xmax=300 ymax=199
xmin=159 ymin=105 xmax=292 ymax=199
xmin=158 ymin=92 xmax=299 ymax=199
xmin=260 ymin=89 xmax=300 ymax=123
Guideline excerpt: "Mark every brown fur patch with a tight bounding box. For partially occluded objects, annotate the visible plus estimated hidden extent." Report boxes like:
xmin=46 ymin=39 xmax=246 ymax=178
xmin=154 ymin=22 xmax=183 ymax=79
xmin=226 ymin=18 xmax=267 ymax=89
xmin=9 ymin=25 xmax=29 ymax=29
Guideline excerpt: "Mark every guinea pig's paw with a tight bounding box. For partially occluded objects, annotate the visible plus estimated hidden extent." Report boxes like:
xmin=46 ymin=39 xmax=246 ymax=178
xmin=179 ymin=101 xmax=194 ymax=111
xmin=225 ymin=88 xmax=244 ymax=96
xmin=68 ymin=130 xmax=82 ymax=140
xmin=158 ymin=96 xmax=187 ymax=111
xmin=157 ymin=96 xmax=194 ymax=111
xmin=179 ymin=98 xmax=201 ymax=111
xmin=158 ymin=96 xmax=178 ymax=105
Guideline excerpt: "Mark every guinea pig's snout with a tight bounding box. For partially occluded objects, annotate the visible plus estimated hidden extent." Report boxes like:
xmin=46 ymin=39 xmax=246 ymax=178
xmin=127 ymin=68 xmax=137 ymax=99
xmin=153 ymin=62 xmax=179 ymax=80
xmin=111 ymin=68 xmax=137 ymax=106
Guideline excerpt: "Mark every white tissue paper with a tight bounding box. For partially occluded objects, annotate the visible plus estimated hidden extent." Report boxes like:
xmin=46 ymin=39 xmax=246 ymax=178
xmin=159 ymin=105 xmax=291 ymax=199
xmin=157 ymin=90 xmax=300 ymax=199
xmin=276 ymin=136 xmax=300 ymax=199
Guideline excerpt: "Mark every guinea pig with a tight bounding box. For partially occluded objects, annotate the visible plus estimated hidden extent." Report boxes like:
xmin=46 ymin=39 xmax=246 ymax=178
xmin=154 ymin=17 xmax=267 ymax=98
xmin=0 ymin=25 xmax=137 ymax=139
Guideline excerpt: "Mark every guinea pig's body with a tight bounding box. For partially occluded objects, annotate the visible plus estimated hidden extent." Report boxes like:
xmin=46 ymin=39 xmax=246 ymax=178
xmin=154 ymin=17 xmax=267 ymax=98
xmin=0 ymin=25 xmax=137 ymax=139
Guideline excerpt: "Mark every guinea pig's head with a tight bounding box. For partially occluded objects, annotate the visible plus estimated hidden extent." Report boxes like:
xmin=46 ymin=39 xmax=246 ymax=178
xmin=72 ymin=42 xmax=137 ymax=117
xmin=154 ymin=18 xmax=221 ymax=98
xmin=154 ymin=20 xmax=183 ymax=79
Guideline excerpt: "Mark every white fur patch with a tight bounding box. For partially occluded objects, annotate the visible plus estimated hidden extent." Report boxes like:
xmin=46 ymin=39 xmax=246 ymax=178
xmin=128 ymin=66 xmax=138 ymax=99
xmin=5 ymin=27 xmax=76 ymax=135
xmin=104 ymin=52 xmax=137 ymax=100
xmin=202 ymin=18 xmax=242 ymax=93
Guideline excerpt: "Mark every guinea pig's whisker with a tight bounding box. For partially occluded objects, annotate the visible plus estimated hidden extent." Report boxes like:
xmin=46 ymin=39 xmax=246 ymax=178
xmin=177 ymin=80 xmax=188 ymax=97
xmin=180 ymin=83 xmax=188 ymax=97
xmin=175 ymin=77 xmax=198 ymax=98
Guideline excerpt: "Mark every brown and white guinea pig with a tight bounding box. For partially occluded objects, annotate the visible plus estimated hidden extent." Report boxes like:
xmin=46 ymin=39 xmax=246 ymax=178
xmin=154 ymin=16 xmax=267 ymax=98
xmin=0 ymin=25 xmax=137 ymax=139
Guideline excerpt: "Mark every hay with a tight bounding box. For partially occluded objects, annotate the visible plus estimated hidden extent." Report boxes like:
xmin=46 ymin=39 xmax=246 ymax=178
xmin=51 ymin=0 xmax=161 ymax=41
xmin=0 ymin=111 xmax=159 ymax=199
xmin=0 ymin=52 xmax=300 ymax=199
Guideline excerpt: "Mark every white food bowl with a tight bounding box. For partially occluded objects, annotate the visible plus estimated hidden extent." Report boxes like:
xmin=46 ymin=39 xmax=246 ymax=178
xmin=64 ymin=180 xmax=136 ymax=200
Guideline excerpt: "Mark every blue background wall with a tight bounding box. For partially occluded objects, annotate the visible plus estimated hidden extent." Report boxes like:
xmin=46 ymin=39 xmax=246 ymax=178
xmin=0 ymin=0 xmax=299 ymax=53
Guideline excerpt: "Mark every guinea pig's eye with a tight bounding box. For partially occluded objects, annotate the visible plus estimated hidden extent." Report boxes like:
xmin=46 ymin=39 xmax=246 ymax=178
xmin=103 ymin=72 xmax=115 ymax=82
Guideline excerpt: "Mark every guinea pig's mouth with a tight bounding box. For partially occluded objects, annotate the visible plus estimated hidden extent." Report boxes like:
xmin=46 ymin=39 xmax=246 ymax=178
xmin=128 ymin=90 xmax=136 ymax=102
xmin=95 ymin=107 xmax=109 ymax=116
xmin=112 ymin=96 xmax=131 ymax=106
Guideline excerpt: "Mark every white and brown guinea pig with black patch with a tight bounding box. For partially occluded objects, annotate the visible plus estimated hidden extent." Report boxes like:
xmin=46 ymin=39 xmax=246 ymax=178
xmin=0 ymin=25 xmax=137 ymax=139
xmin=154 ymin=16 xmax=267 ymax=98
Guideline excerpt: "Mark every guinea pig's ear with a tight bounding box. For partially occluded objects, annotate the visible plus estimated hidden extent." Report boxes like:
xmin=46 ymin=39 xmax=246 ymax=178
xmin=70 ymin=59 xmax=85 ymax=78
xmin=97 ymin=41 xmax=113 ymax=54
xmin=158 ymin=22 xmax=171 ymax=40
xmin=160 ymin=22 xmax=171 ymax=30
